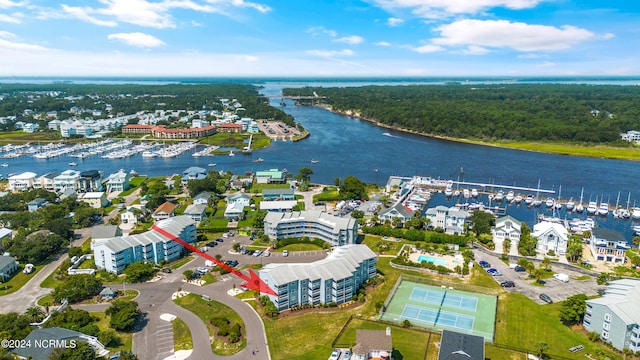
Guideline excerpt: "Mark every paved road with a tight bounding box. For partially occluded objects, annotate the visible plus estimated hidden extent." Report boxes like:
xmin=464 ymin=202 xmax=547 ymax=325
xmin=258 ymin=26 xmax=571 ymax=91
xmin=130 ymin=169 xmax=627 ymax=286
xmin=474 ymin=249 xmax=602 ymax=304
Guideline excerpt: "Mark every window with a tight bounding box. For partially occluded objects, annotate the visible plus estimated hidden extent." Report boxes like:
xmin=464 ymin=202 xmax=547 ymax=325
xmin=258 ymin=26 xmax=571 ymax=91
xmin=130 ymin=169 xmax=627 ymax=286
xmin=603 ymin=323 xmax=610 ymax=331
xmin=602 ymin=331 xmax=609 ymax=340
xmin=604 ymin=313 xmax=611 ymax=322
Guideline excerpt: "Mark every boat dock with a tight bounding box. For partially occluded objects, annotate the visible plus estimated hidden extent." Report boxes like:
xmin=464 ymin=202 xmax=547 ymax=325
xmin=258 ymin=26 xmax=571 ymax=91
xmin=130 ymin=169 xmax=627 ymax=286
xmin=451 ymin=181 xmax=555 ymax=195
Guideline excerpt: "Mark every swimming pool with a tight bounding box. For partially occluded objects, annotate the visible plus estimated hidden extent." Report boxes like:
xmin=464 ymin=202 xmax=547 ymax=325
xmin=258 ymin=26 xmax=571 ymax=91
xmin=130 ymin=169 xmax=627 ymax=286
xmin=417 ymin=255 xmax=447 ymax=266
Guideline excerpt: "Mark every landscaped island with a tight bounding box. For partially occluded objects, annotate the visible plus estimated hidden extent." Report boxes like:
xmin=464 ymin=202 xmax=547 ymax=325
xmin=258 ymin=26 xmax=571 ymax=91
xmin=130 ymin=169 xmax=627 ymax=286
xmin=285 ymin=84 xmax=640 ymax=160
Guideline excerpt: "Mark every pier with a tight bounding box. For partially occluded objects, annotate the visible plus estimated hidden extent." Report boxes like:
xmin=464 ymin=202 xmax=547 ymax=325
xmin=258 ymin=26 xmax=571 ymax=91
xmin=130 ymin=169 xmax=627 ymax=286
xmin=450 ymin=181 xmax=555 ymax=195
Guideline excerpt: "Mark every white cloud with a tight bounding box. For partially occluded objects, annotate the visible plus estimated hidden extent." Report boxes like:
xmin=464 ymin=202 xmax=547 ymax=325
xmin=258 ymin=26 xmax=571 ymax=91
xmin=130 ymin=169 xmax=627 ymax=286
xmin=228 ymin=0 xmax=271 ymax=13
xmin=517 ymin=53 xmax=547 ymax=59
xmin=61 ymin=5 xmax=118 ymax=27
xmin=306 ymin=26 xmax=337 ymax=37
xmin=536 ymin=61 xmax=556 ymax=68
xmin=375 ymin=41 xmax=391 ymax=46
xmin=0 ymin=37 xmax=48 ymax=51
xmin=387 ymin=17 xmax=403 ymax=26
xmin=333 ymin=35 xmax=364 ymax=45
xmin=370 ymin=0 xmax=543 ymax=18
xmin=460 ymin=45 xmax=489 ymax=55
xmin=0 ymin=0 xmax=26 ymax=9
xmin=432 ymin=19 xmax=595 ymax=51
xmin=242 ymin=55 xmax=259 ymax=62
xmin=0 ymin=30 xmax=15 ymax=38
xmin=410 ymin=44 xmax=445 ymax=53
xmin=107 ymin=32 xmax=165 ymax=48
xmin=0 ymin=12 xmax=22 ymax=23
xmin=306 ymin=49 xmax=355 ymax=58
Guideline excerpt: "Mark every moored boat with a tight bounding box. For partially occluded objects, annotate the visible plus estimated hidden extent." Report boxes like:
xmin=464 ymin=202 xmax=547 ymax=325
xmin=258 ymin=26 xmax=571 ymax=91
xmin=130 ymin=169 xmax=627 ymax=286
xmin=495 ymin=190 xmax=504 ymax=202
xmin=525 ymin=194 xmax=534 ymax=205
xmin=545 ymin=197 xmax=555 ymax=208
xmin=533 ymin=197 xmax=542 ymax=207
xmin=566 ymin=198 xmax=575 ymax=211
xmin=471 ymin=188 xmax=478 ymax=198
xmin=632 ymin=207 xmax=640 ymax=220
xmin=586 ymin=201 xmax=598 ymax=215
xmin=598 ymin=202 xmax=609 ymax=216
xmin=506 ymin=191 xmax=514 ymax=202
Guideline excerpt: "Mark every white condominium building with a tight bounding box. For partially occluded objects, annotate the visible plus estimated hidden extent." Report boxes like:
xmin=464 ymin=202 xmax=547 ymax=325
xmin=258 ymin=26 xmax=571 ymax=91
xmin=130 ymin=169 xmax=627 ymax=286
xmin=263 ymin=210 xmax=358 ymax=246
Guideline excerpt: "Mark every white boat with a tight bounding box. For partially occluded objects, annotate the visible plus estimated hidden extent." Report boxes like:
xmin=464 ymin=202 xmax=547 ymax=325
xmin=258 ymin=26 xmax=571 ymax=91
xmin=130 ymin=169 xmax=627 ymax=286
xmin=142 ymin=150 xmax=158 ymax=158
xmin=525 ymin=194 xmax=534 ymax=205
xmin=620 ymin=208 xmax=631 ymax=219
xmin=533 ymin=197 xmax=542 ymax=207
xmin=471 ymin=189 xmax=478 ymax=198
xmin=575 ymin=188 xmax=584 ymax=213
xmin=598 ymin=202 xmax=609 ymax=216
xmin=554 ymin=185 xmax=563 ymax=210
xmin=0 ymin=163 xmax=8 ymax=167
xmin=566 ymin=198 xmax=575 ymax=211
xmin=208 ymin=163 xmax=217 ymax=167
xmin=586 ymin=201 xmax=598 ymax=215
xmin=254 ymin=157 xmax=264 ymax=163
xmin=453 ymin=190 xmax=461 ymax=197
xmin=632 ymin=207 xmax=640 ymax=220
xmin=514 ymin=194 xmax=523 ymax=204
xmin=68 ymin=162 xmax=77 ymax=167
xmin=444 ymin=187 xmax=453 ymax=197
xmin=505 ymin=191 xmax=514 ymax=202
xmin=463 ymin=189 xmax=470 ymax=199
xmin=495 ymin=190 xmax=504 ymax=202
xmin=545 ymin=197 xmax=555 ymax=208
xmin=228 ymin=151 xmax=235 ymax=157
xmin=310 ymin=159 xmax=318 ymax=164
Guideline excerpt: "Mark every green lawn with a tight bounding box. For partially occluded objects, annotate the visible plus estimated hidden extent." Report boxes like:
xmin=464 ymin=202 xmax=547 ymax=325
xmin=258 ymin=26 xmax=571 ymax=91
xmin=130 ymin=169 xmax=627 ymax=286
xmin=249 ymin=183 xmax=290 ymax=193
xmin=275 ymin=243 xmax=323 ymax=252
xmin=129 ymin=176 xmax=147 ymax=187
xmin=169 ymin=256 xmax=195 ymax=270
xmin=92 ymin=311 xmax=133 ymax=354
xmin=313 ymin=191 xmax=341 ymax=202
xmin=174 ymin=293 xmax=246 ymax=356
xmin=0 ymin=264 xmax=43 ymax=296
xmin=172 ymin=317 xmax=193 ymax=351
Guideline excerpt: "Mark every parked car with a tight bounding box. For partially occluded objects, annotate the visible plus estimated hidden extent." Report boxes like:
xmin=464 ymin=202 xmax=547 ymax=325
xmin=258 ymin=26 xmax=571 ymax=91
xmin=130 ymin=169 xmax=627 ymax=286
xmin=328 ymin=349 xmax=342 ymax=360
xmin=263 ymin=251 xmax=271 ymax=257
xmin=553 ymin=273 xmax=569 ymax=283
xmin=478 ymin=260 xmax=490 ymax=268
xmin=162 ymin=268 xmax=172 ymax=273
xmin=513 ymin=265 xmax=526 ymax=272
xmin=500 ymin=281 xmax=515 ymax=288
xmin=283 ymin=250 xmax=289 ymax=257
xmin=540 ymin=293 xmax=553 ymax=304
xmin=216 ymin=238 xmax=224 ymax=242
xmin=487 ymin=268 xmax=502 ymax=276
xmin=253 ymin=250 xmax=263 ymax=257
xmin=206 ymin=242 xmax=217 ymax=247
xmin=342 ymin=350 xmax=351 ymax=360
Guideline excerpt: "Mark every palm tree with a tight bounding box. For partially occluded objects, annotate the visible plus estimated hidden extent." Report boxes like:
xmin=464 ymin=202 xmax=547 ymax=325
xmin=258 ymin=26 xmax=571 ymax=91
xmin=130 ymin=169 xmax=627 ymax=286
xmin=633 ymin=236 xmax=640 ymax=249
xmin=535 ymin=342 xmax=548 ymax=359
xmin=541 ymin=257 xmax=552 ymax=271
xmin=25 ymin=306 xmax=45 ymax=322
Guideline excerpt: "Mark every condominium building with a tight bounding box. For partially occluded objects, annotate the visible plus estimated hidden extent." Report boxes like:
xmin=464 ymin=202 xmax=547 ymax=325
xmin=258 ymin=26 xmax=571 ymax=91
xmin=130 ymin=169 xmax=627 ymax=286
xmin=93 ymin=216 xmax=196 ymax=274
xmin=584 ymin=279 xmax=640 ymax=352
xmin=263 ymin=210 xmax=358 ymax=246
xmin=424 ymin=205 xmax=469 ymax=235
xmin=54 ymin=169 xmax=81 ymax=192
xmin=590 ymin=228 xmax=629 ymax=264
xmin=8 ymin=172 xmax=37 ymax=191
xmin=259 ymin=244 xmax=377 ymax=311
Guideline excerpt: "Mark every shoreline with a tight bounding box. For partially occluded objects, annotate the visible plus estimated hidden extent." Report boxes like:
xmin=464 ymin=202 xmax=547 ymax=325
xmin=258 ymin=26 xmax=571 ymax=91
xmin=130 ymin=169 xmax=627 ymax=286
xmin=317 ymin=105 xmax=640 ymax=162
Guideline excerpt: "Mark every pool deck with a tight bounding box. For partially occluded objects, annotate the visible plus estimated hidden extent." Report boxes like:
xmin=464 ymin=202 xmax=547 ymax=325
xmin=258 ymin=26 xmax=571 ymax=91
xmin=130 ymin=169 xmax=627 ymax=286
xmin=408 ymin=250 xmax=464 ymax=269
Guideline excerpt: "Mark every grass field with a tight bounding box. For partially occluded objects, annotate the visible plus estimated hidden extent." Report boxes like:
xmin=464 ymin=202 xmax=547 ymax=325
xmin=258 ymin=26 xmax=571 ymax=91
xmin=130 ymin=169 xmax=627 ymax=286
xmin=172 ymin=317 xmax=193 ymax=351
xmin=275 ymin=243 xmax=323 ymax=252
xmin=174 ymin=293 xmax=246 ymax=356
xmin=92 ymin=311 xmax=133 ymax=354
xmin=0 ymin=264 xmax=43 ymax=296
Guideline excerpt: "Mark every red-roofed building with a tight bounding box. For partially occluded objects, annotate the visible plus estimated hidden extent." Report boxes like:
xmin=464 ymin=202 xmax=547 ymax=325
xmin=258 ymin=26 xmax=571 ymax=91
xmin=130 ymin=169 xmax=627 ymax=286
xmin=151 ymin=125 xmax=216 ymax=139
xmin=122 ymin=124 xmax=154 ymax=134
xmin=217 ymin=123 xmax=242 ymax=133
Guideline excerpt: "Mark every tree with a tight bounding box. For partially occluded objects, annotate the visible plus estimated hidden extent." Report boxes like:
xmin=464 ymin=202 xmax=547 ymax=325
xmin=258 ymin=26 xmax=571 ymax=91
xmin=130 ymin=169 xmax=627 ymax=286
xmin=535 ymin=342 xmax=548 ymax=359
xmin=117 ymin=351 xmax=139 ymax=360
xmin=49 ymin=341 xmax=98 ymax=360
xmin=340 ymin=176 xmax=367 ymax=200
xmin=633 ymin=236 xmax=640 ymax=249
xmin=25 ymin=306 xmax=45 ymax=323
xmin=106 ymin=299 xmax=140 ymax=331
xmin=98 ymin=329 xmax=120 ymax=347
xmin=532 ymin=268 xmax=546 ymax=284
xmin=559 ymin=294 xmax=588 ymax=325
xmin=0 ymin=312 xmax=32 ymax=340
xmin=295 ymin=167 xmax=313 ymax=183
xmin=541 ymin=257 xmax=552 ymax=271
xmin=469 ymin=211 xmax=494 ymax=236
xmin=122 ymin=262 xmax=157 ymax=283
xmin=596 ymin=272 xmax=618 ymax=286
xmin=351 ymin=210 xmax=364 ymax=219
xmin=183 ymin=270 xmax=194 ymax=280
xmin=333 ymin=177 xmax=341 ymax=187
xmin=52 ymin=274 xmax=103 ymax=303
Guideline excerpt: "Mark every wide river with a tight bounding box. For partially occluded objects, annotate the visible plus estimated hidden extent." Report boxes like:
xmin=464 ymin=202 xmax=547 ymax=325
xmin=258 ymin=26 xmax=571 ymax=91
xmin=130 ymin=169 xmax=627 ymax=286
xmin=2 ymin=80 xmax=639 ymax=238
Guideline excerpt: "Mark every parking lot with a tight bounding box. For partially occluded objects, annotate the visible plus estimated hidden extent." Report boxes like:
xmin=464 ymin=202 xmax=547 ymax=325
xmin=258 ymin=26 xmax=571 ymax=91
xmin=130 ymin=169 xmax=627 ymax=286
xmin=474 ymin=250 xmax=603 ymax=304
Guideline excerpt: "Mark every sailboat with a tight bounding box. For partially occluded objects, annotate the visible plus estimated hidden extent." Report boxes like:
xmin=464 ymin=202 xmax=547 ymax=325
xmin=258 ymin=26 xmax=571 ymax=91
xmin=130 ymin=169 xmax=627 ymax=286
xmin=506 ymin=190 xmax=515 ymax=203
xmin=575 ymin=187 xmax=584 ymax=213
xmin=586 ymin=195 xmax=598 ymax=215
xmin=598 ymin=195 xmax=610 ymax=216
xmin=554 ymin=185 xmax=563 ymax=210
xmin=632 ymin=201 xmax=640 ymax=220
xmin=532 ymin=179 xmax=542 ymax=207
xmin=613 ymin=191 xmax=622 ymax=218
xmin=621 ymin=192 xmax=632 ymax=219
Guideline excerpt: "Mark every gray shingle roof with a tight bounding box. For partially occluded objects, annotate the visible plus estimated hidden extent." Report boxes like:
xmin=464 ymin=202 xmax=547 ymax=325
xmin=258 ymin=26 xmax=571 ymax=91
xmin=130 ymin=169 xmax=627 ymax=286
xmin=587 ymin=279 xmax=640 ymax=325
xmin=438 ymin=330 xmax=485 ymax=360
xmin=12 ymin=327 xmax=87 ymax=360
xmin=91 ymin=225 xmax=121 ymax=240
xmin=0 ymin=255 xmax=17 ymax=270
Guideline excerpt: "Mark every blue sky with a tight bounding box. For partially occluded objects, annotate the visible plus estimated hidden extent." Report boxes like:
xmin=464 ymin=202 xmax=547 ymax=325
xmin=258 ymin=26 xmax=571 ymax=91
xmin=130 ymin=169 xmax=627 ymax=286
xmin=0 ymin=0 xmax=638 ymax=76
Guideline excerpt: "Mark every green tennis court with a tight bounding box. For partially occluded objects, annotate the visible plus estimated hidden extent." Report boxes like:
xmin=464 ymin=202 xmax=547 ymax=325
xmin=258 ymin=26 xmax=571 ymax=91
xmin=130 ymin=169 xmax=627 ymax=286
xmin=380 ymin=280 xmax=496 ymax=341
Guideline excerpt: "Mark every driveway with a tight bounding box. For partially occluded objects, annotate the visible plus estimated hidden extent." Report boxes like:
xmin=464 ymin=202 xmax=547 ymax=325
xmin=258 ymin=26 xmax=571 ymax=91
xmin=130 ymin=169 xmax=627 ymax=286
xmin=474 ymin=250 xmax=602 ymax=304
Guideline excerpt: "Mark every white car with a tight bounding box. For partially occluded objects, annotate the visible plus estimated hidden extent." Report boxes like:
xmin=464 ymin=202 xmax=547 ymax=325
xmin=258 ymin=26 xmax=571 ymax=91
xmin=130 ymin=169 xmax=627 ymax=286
xmin=328 ymin=350 xmax=341 ymax=360
xmin=263 ymin=251 xmax=271 ymax=257
xmin=283 ymin=250 xmax=289 ymax=257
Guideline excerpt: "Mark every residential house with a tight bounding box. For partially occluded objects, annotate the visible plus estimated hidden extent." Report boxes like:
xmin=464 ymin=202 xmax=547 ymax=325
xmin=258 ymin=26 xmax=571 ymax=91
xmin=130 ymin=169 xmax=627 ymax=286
xmin=437 ymin=330 xmax=485 ymax=360
xmin=259 ymin=245 xmax=377 ymax=311
xmin=262 ymin=188 xmax=295 ymax=201
xmin=99 ymin=287 xmax=117 ymax=300
xmin=532 ymin=221 xmax=568 ymax=256
xmin=226 ymin=192 xmax=252 ymax=207
xmin=0 ymin=228 xmax=12 ymax=250
xmin=181 ymin=166 xmax=207 ymax=186
xmin=33 ymin=172 xmax=59 ymax=191
xmin=590 ymin=228 xmax=629 ymax=263
xmin=492 ymin=215 xmax=522 ymax=255
xmin=12 ymin=327 xmax=108 ymax=360
xmin=224 ymin=202 xmax=245 ymax=221
xmin=263 ymin=210 xmax=359 ymax=246
xmin=0 ymin=255 xmax=18 ymax=282
xmin=80 ymin=192 xmax=108 ymax=209
xmin=105 ymin=169 xmax=131 ymax=193
xmin=8 ymin=172 xmax=37 ymax=191
xmin=584 ymin=279 xmax=640 ymax=352
xmin=260 ymin=200 xmax=299 ymax=212
xmin=193 ymin=191 xmax=212 ymax=205
xmin=152 ymin=201 xmax=177 ymax=221
xmin=424 ymin=205 xmax=469 ymax=235
xmin=79 ymin=170 xmax=104 ymax=192
xmin=22 ymin=123 xmax=39 ymax=133
xmin=93 ymin=216 xmax=196 ymax=274
xmin=183 ymin=204 xmax=207 ymax=222
xmin=379 ymin=201 xmax=414 ymax=224
xmin=352 ymin=329 xmax=393 ymax=360
xmin=255 ymin=169 xmax=285 ymax=184
xmin=54 ymin=169 xmax=81 ymax=192
xmin=27 ymin=198 xmax=48 ymax=212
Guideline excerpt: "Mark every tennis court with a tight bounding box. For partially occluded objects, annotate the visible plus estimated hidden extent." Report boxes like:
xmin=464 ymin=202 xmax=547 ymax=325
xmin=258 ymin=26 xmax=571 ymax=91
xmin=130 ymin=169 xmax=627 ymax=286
xmin=380 ymin=280 xmax=496 ymax=341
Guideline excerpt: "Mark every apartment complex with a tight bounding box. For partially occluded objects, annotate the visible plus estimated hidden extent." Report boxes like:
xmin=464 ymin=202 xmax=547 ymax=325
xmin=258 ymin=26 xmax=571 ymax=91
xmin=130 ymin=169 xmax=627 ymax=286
xmin=259 ymin=244 xmax=377 ymax=311
xmin=584 ymin=279 xmax=640 ymax=352
xmin=263 ymin=210 xmax=358 ymax=246
xmin=93 ymin=216 xmax=196 ymax=274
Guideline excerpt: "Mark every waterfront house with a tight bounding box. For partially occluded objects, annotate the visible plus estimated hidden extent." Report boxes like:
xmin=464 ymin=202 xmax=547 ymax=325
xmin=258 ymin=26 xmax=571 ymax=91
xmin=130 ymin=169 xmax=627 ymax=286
xmin=424 ymin=205 xmax=469 ymax=235
xmin=193 ymin=191 xmax=212 ymax=205
xmin=226 ymin=192 xmax=252 ymax=207
xmin=224 ymin=202 xmax=245 ymax=221
xmin=584 ymin=279 xmax=640 ymax=352
xmin=259 ymin=245 xmax=377 ymax=311
xmin=27 ymin=198 xmax=48 ymax=212
xmin=492 ymin=215 xmax=522 ymax=255
xmin=181 ymin=166 xmax=207 ymax=186
xmin=93 ymin=216 xmax=196 ymax=274
xmin=22 ymin=123 xmax=39 ymax=133
xmin=80 ymin=192 xmax=108 ymax=209
xmin=437 ymin=330 xmax=485 ymax=360
xmin=379 ymin=201 xmax=414 ymax=224
xmin=183 ymin=204 xmax=207 ymax=222
xmin=34 ymin=172 xmax=59 ymax=191
xmin=79 ymin=170 xmax=104 ymax=192
xmin=8 ymin=172 xmax=37 ymax=191
xmin=590 ymin=228 xmax=628 ymax=263
xmin=262 ymin=188 xmax=295 ymax=201
xmin=532 ymin=221 xmax=568 ymax=256
xmin=263 ymin=210 xmax=358 ymax=246
xmin=352 ymin=328 xmax=393 ymax=360
xmin=54 ymin=169 xmax=81 ymax=192
xmin=152 ymin=201 xmax=177 ymax=221
xmin=255 ymin=169 xmax=285 ymax=184
xmin=105 ymin=169 xmax=131 ymax=193
xmin=0 ymin=255 xmax=18 ymax=282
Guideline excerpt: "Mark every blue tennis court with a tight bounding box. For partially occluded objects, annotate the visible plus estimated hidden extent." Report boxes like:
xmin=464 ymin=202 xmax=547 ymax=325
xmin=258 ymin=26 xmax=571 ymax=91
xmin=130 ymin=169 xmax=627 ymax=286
xmin=409 ymin=288 xmax=478 ymax=312
xmin=401 ymin=304 xmax=475 ymax=331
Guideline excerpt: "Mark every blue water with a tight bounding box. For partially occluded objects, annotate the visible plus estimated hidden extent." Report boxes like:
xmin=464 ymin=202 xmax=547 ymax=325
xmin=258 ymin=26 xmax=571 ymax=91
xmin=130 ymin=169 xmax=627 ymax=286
xmin=417 ymin=255 xmax=447 ymax=266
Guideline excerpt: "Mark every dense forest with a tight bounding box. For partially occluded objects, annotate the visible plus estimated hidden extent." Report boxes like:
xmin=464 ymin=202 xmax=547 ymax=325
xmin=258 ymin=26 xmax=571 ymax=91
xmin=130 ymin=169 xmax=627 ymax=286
xmin=284 ymin=84 xmax=640 ymax=144
xmin=0 ymin=83 xmax=295 ymax=127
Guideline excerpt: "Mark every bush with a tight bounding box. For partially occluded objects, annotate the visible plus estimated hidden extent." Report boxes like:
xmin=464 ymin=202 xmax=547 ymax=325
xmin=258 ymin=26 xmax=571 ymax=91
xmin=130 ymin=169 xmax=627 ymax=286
xmin=98 ymin=329 xmax=121 ymax=347
xmin=79 ymin=324 xmax=100 ymax=337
